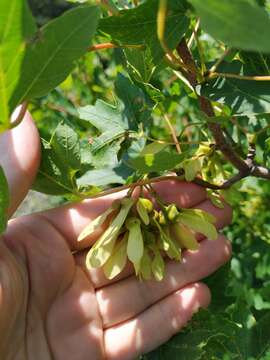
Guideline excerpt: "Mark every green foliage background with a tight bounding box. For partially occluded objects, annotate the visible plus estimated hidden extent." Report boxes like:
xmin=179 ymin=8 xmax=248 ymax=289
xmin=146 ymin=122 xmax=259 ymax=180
xmin=2 ymin=0 xmax=270 ymax=358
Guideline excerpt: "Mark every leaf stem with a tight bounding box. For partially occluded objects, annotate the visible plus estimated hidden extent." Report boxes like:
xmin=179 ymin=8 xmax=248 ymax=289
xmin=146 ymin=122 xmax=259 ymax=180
xmin=89 ymin=43 xmax=145 ymax=52
xmin=157 ymin=0 xmax=187 ymax=70
xmin=209 ymin=48 xmax=232 ymax=73
xmin=178 ymin=122 xmax=204 ymax=140
xmin=97 ymin=0 xmax=119 ymax=16
xmin=164 ymin=113 xmax=181 ymax=153
xmin=187 ymin=19 xmax=200 ymax=49
xmin=208 ymin=72 xmax=270 ymax=81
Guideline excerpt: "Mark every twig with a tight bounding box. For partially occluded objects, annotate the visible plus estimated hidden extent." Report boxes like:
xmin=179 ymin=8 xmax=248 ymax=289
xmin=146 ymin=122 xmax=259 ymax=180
xmin=164 ymin=114 xmax=181 ymax=153
xmin=145 ymin=136 xmax=202 ymax=145
xmin=89 ymin=43 xmax=145 ymax=52
xmin=188 ymin=19 xmax=200 ymax=49
xmin=210 ymin=48 xmax=232 ymax=73
xmin=177 ymin=40 xmax=252 ymax=175
xmin=176 ymin=38 xmax=197 ymax=87
xmin=193 ymin=27 xmax=206 ymax=75
xmin=254 ymin=123 xmax=270 ymax=137
xmin=203 ymin=108 xmax=250 ymax=174
xmin=178 ymin=121 xmax=204 ymax=140
xmin=251 ymin=165 xmax=270 ymax=180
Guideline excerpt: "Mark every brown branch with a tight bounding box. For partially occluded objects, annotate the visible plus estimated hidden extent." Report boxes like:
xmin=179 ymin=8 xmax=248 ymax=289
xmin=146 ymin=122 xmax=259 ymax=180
xmin=176 ymin=38 xmax=197 ymax=86
xmin=177 ymin=40 xmax=251 ymax=176
xmin=251 ymin=165 xmax=270 ymax=180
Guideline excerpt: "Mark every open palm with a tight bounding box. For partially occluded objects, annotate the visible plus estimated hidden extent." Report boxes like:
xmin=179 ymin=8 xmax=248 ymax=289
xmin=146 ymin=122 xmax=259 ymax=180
xmin=0 ymin=114 xmax=232 ymax=360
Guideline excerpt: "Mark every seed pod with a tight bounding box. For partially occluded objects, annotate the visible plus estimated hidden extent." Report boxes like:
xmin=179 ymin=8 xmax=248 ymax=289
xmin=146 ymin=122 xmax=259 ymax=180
xmin=207 ymin=190 xmax=224 ymax=209
xmin=136 ymin=198 xmax=153 ymax=225
xmin=196 ymin=142 xmax=212 ymax=157
xmin=126 ymin=217 xmax=144 ymax=264
xmin=139 ymin=248 xmax=152 ymax=281
xmin=183 ymin=158 xmax=202 ymax=182
xmin=177 ymin=209 xmax=218 ymax=241
xmin=78 ymin=200 xmax=120 ymax=242
xmin=86 ymin=197 xmax=134 ymax=268
xmin=171 ymin=223 xmax=199 ymax=251
xmin=166 ymin=204 xmax=179 ymax=221
xmin=103 ymin=234 xmax=128 ymax=280
xmin=144 ymin=230 xmax=156 ymax=246
xmin=154 ymin=218 xmax=181 ymax=260
xmin=152 ymin=250 xmax=165 ymax=281
xmin=162 ymin=227 xmax=181 ymax=260
xmin=182 ymin=208 xmax=216 ymax=224
xmin=158 ymin=211 xmax=167 ymax=225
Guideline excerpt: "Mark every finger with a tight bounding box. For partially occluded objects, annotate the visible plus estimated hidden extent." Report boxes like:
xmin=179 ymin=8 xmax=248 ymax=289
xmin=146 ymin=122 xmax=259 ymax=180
xmin=37 ymin=181 xmax=206 ymax=251
xmin=0 ymin=112 xmax=40 ymax=217
xmin=74 ymin=199 xmax=232 ymax=289
xmin=95 ymin=235 xmax=231 ymax=328
xmin=104 ymin=282 xmax=210 ymax=360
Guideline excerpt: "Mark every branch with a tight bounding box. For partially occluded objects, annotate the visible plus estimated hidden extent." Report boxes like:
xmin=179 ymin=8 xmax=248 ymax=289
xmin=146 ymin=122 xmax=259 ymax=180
xmin=251 ymin=165 xmax=270 ymax=180
xmin=177 ymin=40 xmax=251 ymax=176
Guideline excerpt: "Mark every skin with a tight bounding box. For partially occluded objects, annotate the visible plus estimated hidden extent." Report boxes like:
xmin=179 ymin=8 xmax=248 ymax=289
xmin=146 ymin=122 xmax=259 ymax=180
xmin=0 ymin=113 xmax=232 ymax=360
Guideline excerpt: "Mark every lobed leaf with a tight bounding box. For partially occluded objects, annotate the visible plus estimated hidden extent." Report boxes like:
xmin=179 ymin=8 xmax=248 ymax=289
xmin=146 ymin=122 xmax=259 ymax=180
xmin=99 ymin=0 xmax=189 ymax=66
xmin=200 ymin=61 xmax=270 ymax=115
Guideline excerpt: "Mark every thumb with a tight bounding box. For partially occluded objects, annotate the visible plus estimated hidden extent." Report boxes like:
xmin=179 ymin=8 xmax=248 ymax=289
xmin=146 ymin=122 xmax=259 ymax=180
xmin=0 ymin=111 xmax=40 ymax=217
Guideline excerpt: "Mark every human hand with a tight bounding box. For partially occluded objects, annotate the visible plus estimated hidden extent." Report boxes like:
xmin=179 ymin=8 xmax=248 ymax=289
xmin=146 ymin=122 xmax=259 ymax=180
xmin=0 ymin=114 xmax=232 ymax=360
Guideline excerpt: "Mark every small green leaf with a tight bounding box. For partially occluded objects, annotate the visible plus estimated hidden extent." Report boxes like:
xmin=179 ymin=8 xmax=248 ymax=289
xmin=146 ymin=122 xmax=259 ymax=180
xmin=140 ymin=249 xmax=152 ymax=280
xmin=178 ymin=210 xmax=218 ymax=240
xmin=0 ymin=167 xmax=9 ymax=234
xmin=86 ymin=198 xmax=134 ymax=268
xmin=126 ymin=217 xmax=144 ymax=264
xmin=182 ymin=208 xmax=217 ymax=224
xmin=189 ymin=0 xmax=270 ymax=53
xmin=151 ymin=250 xmax=165 ymax=281
xmin=136 ymin=198 xmax=152 ymax=225
xmin=103 ymin=236 xmax=128 ymax=280
xmin=171 ymin=223 xmax=199 ymax=251
xmin=78 ymin=200 xmax=120 ymax=242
